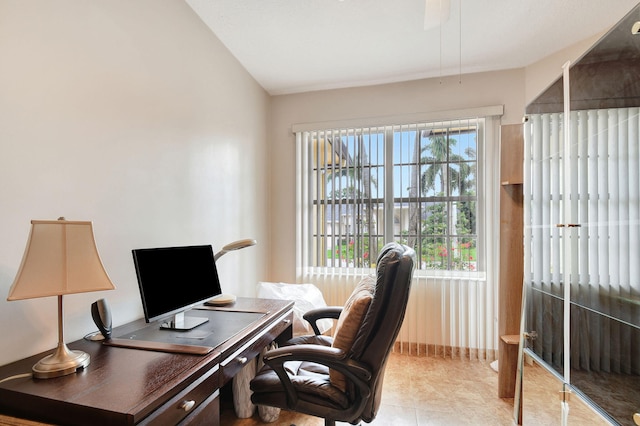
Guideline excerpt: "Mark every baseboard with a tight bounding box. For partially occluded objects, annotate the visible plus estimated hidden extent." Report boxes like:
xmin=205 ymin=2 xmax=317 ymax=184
xmin=393 ymin=341 xmax=497 ymax=361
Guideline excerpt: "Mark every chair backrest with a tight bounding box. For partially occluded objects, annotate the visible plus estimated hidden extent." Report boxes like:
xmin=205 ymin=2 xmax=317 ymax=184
xmin=351 ymin=242 xmax=415 ymax=422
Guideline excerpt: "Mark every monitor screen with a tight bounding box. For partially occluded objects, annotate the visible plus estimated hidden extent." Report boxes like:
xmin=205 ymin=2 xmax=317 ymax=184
xmin=132 ymin=245 xmax=222 ymax=327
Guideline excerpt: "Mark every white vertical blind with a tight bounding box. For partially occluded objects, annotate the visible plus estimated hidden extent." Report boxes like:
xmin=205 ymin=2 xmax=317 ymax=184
xmin=524 ymin=107 xmax=640 ymax=375
xmin=296 ymin=112 xmax=502 ymax=360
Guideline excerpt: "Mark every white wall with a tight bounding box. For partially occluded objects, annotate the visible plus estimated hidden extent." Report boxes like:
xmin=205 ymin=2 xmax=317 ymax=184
xmin=524 ymin=33 xmax=605 ymax=105
xmin=0 ymin=1 xmax=269 ymax=365
xmin=267 ymin=70 xmax=526 ymax=282
xmin=266 ymin=26 xmax=606 ymax=283
xmin=0 ymin=0 xmax=604 ymax=367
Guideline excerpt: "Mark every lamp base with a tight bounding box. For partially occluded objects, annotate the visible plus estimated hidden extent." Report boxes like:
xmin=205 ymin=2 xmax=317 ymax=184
xmin=204 ymin=293 xmax=237 ymax=306
xmin=32 ymin=342 xmax=90 ymax=379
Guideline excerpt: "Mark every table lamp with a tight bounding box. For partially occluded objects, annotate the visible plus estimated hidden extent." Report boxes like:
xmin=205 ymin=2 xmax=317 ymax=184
xmin=7 ymin=218 xmax=116 ymax=379
xmin=207 ymin=239 xmax=256 ymax=305
xmin=213 ymin=238 xmax=256 ymax=262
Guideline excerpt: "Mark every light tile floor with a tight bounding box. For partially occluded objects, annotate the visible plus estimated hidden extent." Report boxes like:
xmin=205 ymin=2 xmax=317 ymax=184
xmin=220 ymin=353 xmax=517 ymax=426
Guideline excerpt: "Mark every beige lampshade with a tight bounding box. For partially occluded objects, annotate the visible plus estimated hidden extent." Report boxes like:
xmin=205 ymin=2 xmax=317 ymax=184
xmin=7 ymin=219 xmax=115 ymax=301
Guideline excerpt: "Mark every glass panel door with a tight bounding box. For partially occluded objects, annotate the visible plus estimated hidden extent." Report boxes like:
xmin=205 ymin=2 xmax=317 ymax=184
xmin=521 ymin=3 xmax=640 ymax=422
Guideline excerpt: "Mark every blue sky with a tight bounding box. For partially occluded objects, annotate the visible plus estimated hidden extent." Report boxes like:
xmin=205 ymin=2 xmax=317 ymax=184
xmin=325 ymin=126 xmax=477 ymax=199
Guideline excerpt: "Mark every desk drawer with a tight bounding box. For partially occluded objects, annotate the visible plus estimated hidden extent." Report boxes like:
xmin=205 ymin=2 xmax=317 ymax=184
xmin=220 ymin=312 xmax=292 ymax=385
xmin=178 ymin=391 xmax=219 ymax=426
xmin=140 ymin=364 xmax=219 ymax=426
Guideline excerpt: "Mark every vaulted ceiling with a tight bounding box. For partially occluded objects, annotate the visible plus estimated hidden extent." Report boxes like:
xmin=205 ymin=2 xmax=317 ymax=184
xmin=186 ymin=0 xmax=640 ymax=95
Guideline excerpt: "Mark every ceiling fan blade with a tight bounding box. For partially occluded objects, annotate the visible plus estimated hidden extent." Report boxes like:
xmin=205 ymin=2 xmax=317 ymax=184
xmin=424 ymin=0 xmax=451 ymax=30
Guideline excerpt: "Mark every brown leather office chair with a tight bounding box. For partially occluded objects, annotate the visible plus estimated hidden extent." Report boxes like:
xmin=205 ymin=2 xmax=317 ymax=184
xmin=250 ymin=242 xmax=415 ymax=426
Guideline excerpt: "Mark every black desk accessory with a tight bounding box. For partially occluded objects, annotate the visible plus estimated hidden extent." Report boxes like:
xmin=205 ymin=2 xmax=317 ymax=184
xmin=91 ymin=298 xmax=112 ymax=340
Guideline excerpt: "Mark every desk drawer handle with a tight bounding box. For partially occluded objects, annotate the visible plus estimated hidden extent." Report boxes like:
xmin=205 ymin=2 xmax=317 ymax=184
xmin=283 ymin=319 xmax=291 ymax=324
xmin=180 ymin=400 xmax=196 ymax=412
xmin=237 ymin=356 xmax=248 ymax=365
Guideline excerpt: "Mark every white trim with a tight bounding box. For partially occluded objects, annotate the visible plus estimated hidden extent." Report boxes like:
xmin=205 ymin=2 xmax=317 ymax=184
xmin=291 ymin=105 xmax=504 ymax=133
xmin=562 ymin=61 xmax=572 ymax=385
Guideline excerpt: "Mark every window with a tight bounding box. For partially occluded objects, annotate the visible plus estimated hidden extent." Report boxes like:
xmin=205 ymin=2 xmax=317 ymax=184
xmin=297 ymin=117 xmax=485 ymax=272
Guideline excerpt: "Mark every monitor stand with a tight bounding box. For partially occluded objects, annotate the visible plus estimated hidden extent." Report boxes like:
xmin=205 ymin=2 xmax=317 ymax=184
xmin=159 ymin=311 xmax=209 ymax=331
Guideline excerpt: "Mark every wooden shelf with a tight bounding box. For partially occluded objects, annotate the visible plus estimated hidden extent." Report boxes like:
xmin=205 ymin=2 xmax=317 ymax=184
xmin=501 ymin=334 xmax=520 ymax=345
xmin=498 ymin=123 xmax=524 ymax=400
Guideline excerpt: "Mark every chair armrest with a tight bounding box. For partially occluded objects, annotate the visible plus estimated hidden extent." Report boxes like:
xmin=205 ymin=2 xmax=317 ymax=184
xmin=262 ymin=344 xmax=372 ymax=408
xmin=303 ymin=306 xmax=342 ymax=335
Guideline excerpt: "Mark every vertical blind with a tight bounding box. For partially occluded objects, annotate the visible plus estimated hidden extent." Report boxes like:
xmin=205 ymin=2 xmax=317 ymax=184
xmin=295 ymin=110 xmax=502 ymax=359
xmin=524 ymin=107 xmax=640 ymax=375
xmin=297 ymin=120 xmax=482 ymax=273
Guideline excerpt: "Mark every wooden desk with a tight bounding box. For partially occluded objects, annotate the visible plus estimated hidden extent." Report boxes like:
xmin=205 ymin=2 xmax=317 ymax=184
xmin=0 ymin=298 xmax=293 ymax=426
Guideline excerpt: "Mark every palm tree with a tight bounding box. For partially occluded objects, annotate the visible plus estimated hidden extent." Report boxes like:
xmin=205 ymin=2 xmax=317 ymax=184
xmin=421 ymin=134 xmax=477 ymax=196
xmin=406 ymin=131 xmax=476 ymax=268
xmin=406 ymin=131 xmax=422 ymax=250
xmin=325 ymin=135 xmax=378 ymax=266
xmin=455 ymin=146 xmax=477 ymax=237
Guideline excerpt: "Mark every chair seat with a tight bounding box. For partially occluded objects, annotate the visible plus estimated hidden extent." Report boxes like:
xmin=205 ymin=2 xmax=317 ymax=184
xmin=286 ymin=334 xmax=334 ymax=347
xmin=251 ymin=359 xmax=350 ymax=409
xmin=251 ymin=334 xmax=349 ymax=408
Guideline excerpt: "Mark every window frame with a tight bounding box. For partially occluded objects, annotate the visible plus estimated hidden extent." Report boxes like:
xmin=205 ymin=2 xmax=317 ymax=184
xmin=294 ymin=106 xmax=503 ymax=278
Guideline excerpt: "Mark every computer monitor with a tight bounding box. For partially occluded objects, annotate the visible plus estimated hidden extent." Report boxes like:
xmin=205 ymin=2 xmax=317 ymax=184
xmin=132 ymin=245 xmax=222 ymax=330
